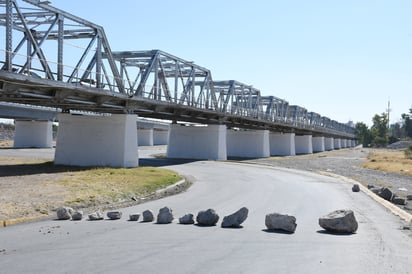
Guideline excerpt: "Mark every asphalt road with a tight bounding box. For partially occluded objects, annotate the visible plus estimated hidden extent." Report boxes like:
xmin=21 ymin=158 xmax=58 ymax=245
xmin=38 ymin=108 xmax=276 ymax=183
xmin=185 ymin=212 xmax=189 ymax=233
xmin=0 ymin=154 xmax=412 ymax=273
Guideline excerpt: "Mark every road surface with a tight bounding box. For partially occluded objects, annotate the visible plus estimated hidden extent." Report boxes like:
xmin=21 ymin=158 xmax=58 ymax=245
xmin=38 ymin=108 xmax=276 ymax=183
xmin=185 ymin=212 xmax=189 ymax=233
xmin=0 ymin=155 xmax=411 ymax=273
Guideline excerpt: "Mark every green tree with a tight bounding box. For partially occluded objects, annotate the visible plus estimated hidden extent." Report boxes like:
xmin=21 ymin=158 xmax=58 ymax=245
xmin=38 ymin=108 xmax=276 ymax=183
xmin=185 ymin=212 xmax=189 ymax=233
xmin=401 ymin=107 xmax=412 ymax=138
xmin=355 ymin=122 xmax=372 ymax=146
xmin=371 ymin=113 xmax=389 ymax=147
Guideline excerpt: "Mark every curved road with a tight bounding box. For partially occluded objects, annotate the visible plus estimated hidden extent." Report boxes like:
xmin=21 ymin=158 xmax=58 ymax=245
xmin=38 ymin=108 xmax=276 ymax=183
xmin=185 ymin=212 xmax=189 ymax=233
xmin=0 ymin=154 xmax=411 ymax=273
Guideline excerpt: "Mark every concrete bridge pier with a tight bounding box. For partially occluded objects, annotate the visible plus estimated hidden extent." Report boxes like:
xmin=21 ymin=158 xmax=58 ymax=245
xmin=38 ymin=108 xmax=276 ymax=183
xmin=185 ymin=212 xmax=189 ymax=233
xmin=153 ymin=129 xmax=169 ymax=145
xmin=295 ymin=135 xmax=313 ymax=154
xmin=334 ymin=138 xmax=341 ymax=149
xmin=269 ymin=132 xmax=296 ymax=156
xmin=341 ymin=139 xmax=348 ymax=148
xmin=312 ymin=136 xmax=325 ymax=153
xmin=227 ymin=129 xmax=270 ymax=158
xmin=13 ymin=120 xmax=53 ymax=148
xmin=138 ymin=128 xmax=154 ymax=146
xmin=167 ymin=124 xmax=227 ymax=160
xmin=324 ymin=137 xmax=334 ymax=151
xmin=54 ymin=113 xmax=138 ymax=167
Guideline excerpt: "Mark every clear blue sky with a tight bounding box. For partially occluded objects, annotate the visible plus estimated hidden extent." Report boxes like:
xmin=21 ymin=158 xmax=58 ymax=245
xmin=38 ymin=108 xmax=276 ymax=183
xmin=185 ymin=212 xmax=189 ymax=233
xmin=13 ymin=1 xmax=412 ymax=126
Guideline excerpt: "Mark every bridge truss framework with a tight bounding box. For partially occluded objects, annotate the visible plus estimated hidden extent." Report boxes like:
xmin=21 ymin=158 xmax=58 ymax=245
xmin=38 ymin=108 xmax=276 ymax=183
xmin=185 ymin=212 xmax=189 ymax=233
xmin=0 ymin=0 xmax=354 ymax=138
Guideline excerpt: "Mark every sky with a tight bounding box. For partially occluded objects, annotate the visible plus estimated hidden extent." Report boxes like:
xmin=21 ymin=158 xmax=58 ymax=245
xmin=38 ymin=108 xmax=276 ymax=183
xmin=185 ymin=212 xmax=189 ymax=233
xmin=4 ymin=0 xmax=412 ymax=126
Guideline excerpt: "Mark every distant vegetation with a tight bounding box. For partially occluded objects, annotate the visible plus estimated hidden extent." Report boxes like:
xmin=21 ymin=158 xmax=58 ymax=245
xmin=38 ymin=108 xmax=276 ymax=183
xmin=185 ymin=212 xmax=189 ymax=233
xmin=355 ymin=107 xmax=412 ymax=147
xmin=405 ymin=146 xmax=412 ymax=159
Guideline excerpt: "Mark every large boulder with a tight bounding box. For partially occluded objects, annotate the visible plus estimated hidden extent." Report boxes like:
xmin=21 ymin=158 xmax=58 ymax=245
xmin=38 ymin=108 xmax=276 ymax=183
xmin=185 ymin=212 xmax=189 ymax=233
xmin=129 ymin=213 xmax=140 ymax=221
xmin=56 ymin=206 xmax=74 ymax=220
xmin=71 ymin=210 xmax=83 ymax=221
xmin=378 ymin=187 xmax=394 ymax=201
xmin=196 ymin=209 xmax=219 ymax=226
xmin=221 ymin=207 xmax=249 ymax=228
xmin=179 ymin=214 xmax=195 ymax=225
xmin=352 ymin=184 xmax=360 ymax=192
xmin=319 ymin=209 xmax=358 ymax=233
xmin=88 ymin=210 xmax=104 ymax=221
xmin=392 ymin=197 xmax=407 ymax=205
xmin=142 ymin=210 xmax=154 ymax=222
xmin=157 ymin=207 xmax=174 ymax=224
xmin=265 ymin=213 xmax=297 ymax=233
xmin=107 ymin=211 xmax=122 ymax=220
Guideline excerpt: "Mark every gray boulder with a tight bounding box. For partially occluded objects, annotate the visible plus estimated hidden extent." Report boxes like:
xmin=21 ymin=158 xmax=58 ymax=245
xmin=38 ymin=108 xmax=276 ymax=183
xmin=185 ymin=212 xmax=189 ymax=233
xmin=157 ymin=207 xmax=174 ymax=224
xmin=107 ymin=211 xmax=122 ymax=220
xmin=319 ymin=209 xmax=358 ymax=233
xmin=379 ymin=187 xmax=394 ymax=201
xmin=88 ymin=210 xmax=104 ymax=221
xmin=71 ymin=210 xmax=83 ymax=221
xmin=407 ymin=195 xmax=412 ymax=201
xmin=352 ymin=184 xmax=360 ymax=192
xmin=129 ymin=213 xmax=140 ymax=221
xmin=142 ymin=210 xmax=154 ymax=222
xmin=179 ymin=214 xmax=195 ymax=225
xmin=56 ymin=206 xmax=74 ymax=220
xmin=392 ymin=197 xmax=407 ymax=205
xmin=265 ymin=213 xmax=297 ymax=233
xmin=221 ymin=207 xmax=249 ymax=228
xmin=196 ymin=209 xmax=220 ymax=226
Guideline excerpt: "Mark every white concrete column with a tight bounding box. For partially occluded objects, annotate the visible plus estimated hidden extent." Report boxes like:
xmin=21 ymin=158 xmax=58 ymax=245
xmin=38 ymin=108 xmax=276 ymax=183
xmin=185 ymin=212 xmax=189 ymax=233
xmin=227 ymin=129 xmax=270 ymax=158
xmin=334 ymin=138 xmax=341 ymax=149
xmin=295 ymin=135 xmax=313 ymax=154
xmin=14 ymin=120 xmax=53 ymax=148
xmin=312 ymin=136 xmax=325 ymax=153
xmin=138 ymin=128 xmax=154 ymax=146
xmin=269 ymin=132 xmax=296 ymax=156
xmin=55 ymin=114 xmax=138 ymax=167
xmin=153 ymin=130 xmax=169 ymax=145
xmin=324 ymin=137 xmax=334 ymax=151
xmin=341 ymin=139 xmax=348 ymax=148
xmin=167 ymin=124 xmax=226 ymax=160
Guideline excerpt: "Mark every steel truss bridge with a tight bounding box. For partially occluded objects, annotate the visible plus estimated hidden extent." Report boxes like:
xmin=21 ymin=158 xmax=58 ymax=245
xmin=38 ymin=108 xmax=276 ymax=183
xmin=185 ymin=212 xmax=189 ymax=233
xmin=0 ymin=0 xmax=354 ymax=138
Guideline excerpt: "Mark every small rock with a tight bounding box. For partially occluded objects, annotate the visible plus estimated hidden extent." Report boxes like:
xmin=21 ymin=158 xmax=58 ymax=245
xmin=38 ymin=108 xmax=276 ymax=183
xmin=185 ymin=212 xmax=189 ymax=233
xmin=221 ymin=207 xmax=249 ymax=228
xmin=129 ymin=213 xmax=140 ymax=221
xmin=56 ymin=207 xmax=74 ymax=220
xmin=378 ymin=188 xmax=394 ymax=201
xmin=352 ymin=184 xmax=360 ymax=192
xmin=319 ymin=209 xmax=358 ymax=233
xmin=407 ymin=195 xmax=412 ymax=201
xmin=71 ymin=211 xmax=83 ymax=221
xmin=392 ymin=197 xmax=407 ymax=205
xmin=107 ymin=211 xmax=122 ymax=220
xmin=157 ymin=207 xmax=174 ymax=224
xmin=265 ymin=213 xmax=297 ymax=233
xmin=142 ymin=210 xmax=154 ymax=222
xmin=196 ymin=209 xmax=220 ymax=226
xmin=88 ymin=211 xmax=104 ymax=221
xmin=367 ymin=184 xmax=375 ymax=189
xmin=179 ymin=214 xmax=195 ymax=225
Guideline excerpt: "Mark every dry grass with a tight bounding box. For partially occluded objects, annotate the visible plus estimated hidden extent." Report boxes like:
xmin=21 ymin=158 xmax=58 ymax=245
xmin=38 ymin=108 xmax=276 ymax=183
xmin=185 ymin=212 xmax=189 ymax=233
xmin=362 ymin=149 xmax=412 ymax=176
xmin=0 ymin=156 xmax=181 ymax=220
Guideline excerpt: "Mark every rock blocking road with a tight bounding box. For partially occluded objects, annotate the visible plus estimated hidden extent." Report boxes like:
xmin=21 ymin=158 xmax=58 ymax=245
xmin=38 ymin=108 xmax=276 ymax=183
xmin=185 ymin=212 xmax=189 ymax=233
xmin=0 ymin=160 xmax=411 ymax=273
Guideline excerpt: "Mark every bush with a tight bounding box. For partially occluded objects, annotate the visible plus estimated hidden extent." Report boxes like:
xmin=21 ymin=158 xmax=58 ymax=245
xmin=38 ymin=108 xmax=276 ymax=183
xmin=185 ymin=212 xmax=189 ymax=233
xmin=405 ymin=145 xmax=412 ymax=159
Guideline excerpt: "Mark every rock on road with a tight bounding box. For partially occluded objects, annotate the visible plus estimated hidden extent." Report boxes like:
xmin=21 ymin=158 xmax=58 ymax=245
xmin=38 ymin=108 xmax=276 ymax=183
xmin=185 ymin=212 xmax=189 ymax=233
xmin=0 ymin=160 xmax=411 ymax=273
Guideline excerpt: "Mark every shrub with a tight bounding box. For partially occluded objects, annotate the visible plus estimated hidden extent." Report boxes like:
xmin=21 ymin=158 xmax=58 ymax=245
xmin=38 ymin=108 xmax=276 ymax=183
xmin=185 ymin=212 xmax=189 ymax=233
xmin=405 ymin=145 xmax=412 ymax=159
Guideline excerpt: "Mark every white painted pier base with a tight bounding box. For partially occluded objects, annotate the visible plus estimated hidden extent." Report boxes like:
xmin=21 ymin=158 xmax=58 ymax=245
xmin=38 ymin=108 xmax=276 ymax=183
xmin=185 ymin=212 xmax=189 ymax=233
xmin=334 ymin=138 xmax=341 ymax=149
xmin=312 ymin=136 xmax=325 ymax=153
xmin=269 ymin=132 xmax=296 ymax=156
xmin=167 ymin=124 xmax=226 ymax=160
xmin=295 ymin=135 xmax=313 ymax=154
xmin=153 ymin=130 xmax=169 ymax=145
xmin=55 ymin=114 xmax=138 ymax=167
xmin=341 ymin=139 xmax=348 ymax=148
xmin=227 ymin=129 xmax=270 ymax=158
xmin=324 ymin=137 xmax=334 ymax=151
xmin=138 ymin=129 xmax=154 ymax=146
xmin=14 ymin=120 xmax=53 ymax=148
